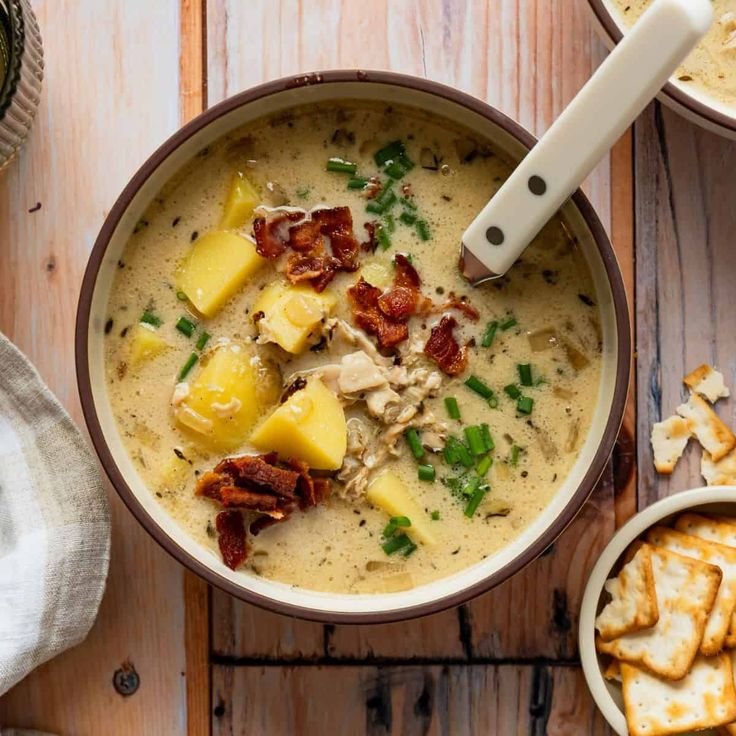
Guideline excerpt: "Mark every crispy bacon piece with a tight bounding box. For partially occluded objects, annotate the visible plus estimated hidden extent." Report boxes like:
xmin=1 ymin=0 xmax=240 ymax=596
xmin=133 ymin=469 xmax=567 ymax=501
xmin=424 ymin=315 xmax=468 ymax=376
xmin=348 ymin=277 xmax=410 ymax=349
xmin=312 ymin=207 xmax=359 ymax=271
xmin=285 ymin=250 xmax=341 ymax=293
xmin=288 ymin=458 xmax=332 ymax=510
xmin=393 ymin=253 xmax=421 ymax=290
xmin=219 ymin=486 xmax=288 ymax=517
xmin=215 ymin=510 xmax=248 ymax=570
xmin=253 ymin=210 xmax=304 ymax=259
xmin=436 ymin=293 xmax=480 ymax=321
xmin=361 ymin=222 xmax=377 ymax=253
xmin=214 ymin=454 xmax=298 ymax=499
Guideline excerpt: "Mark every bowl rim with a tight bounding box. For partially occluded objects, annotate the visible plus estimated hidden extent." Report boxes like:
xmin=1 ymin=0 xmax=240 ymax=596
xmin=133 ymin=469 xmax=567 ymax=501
xmin=578 ymin=485 xmax=736 ymax=735
xmin=75 ymin=69 xmax=632 ymax=624
xmin=587 ymin=0 xmax=736 ymax=137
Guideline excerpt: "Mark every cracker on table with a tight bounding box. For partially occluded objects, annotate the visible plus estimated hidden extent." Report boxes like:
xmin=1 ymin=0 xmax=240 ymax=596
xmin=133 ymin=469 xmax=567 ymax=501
xmin=595 ymin=543 xmax=658 ymax=641
xmin=702 ymin=449 xmax=736 ymax=486
xmin=621 ymin=653 xmax=736 ymax=736
xmin=684 ymin=364 xmax=730 ymax=403
xmin=596 ymin=546 xmax=722 ymax=680
xmin=651 ymin=415 xmax=691 ymax=474
xmin=675 ymin=513 xmax=736 ymax=647
xmin=647 ymin=526 xmax=736 ymax=655
xmin=676 ymin=392 xmax=736 ymax=462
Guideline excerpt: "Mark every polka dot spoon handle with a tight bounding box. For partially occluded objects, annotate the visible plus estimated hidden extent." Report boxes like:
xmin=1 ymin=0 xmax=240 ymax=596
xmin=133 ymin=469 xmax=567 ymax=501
xmin=460 ymin=0 xmax=712 ymax=285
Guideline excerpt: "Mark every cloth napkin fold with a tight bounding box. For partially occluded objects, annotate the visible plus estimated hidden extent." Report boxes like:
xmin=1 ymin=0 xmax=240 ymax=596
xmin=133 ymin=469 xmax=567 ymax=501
xmin=0 ymin=332 xmax=110 ymax=696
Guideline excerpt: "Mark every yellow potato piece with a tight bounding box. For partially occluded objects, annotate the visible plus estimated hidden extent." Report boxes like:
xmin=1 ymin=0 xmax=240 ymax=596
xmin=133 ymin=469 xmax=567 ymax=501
xmin=220 ymin=171 xmax=260 ymax=229
xmin=174 ymin=343 xmax=279 ymax=451
xmin=366 ymin=472 xmax=437 ymax=546
xmin=129 ymin=323 xmax=168 ymax=366
xmin=253 ymin=282 xmax=337 ymax=353
xmin=360 ymin=260 xmax=393 ymax=288
xmin=176 ymin=230 xmax=266 ymax=317
xmin=250 ymin=377 xmax=346 ymax=470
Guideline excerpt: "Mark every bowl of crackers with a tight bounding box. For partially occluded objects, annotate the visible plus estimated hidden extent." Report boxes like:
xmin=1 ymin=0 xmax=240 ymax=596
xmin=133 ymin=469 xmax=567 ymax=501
xmin=581 ymin=364 xmax=736 ymax=736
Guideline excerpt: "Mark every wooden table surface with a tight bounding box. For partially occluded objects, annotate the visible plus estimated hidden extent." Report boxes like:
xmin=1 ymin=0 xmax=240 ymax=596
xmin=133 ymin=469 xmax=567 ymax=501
xmin=1 ymin=0 xmax=731 ymax=733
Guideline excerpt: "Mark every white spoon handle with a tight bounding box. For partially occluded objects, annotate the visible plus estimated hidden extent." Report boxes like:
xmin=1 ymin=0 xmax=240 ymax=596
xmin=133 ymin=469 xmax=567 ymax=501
xmin=461 ymin=0 xmax=712 ymax=282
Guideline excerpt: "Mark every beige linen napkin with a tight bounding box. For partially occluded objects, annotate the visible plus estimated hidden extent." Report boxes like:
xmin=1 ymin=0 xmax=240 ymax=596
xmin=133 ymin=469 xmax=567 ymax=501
xmin=0 ymin=332 xmax=110 ymax=696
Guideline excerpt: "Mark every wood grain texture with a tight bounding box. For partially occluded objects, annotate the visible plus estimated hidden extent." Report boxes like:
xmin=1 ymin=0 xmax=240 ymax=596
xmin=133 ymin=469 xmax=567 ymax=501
xmin=635 ymin=103 xmax=736 ymax=507
xmin=0 ymin=2 xmax=189 ymax=734
xmin=211 ymin=664 xmax=613 ymax=735
xmin=206 ymin=0 xmax=616 ymax=664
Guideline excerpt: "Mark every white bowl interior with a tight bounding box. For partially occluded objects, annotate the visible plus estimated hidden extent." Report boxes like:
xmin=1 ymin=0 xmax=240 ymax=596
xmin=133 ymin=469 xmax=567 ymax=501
xmin=85 ymin=81 xmax=623 ymax=616
xmin=579 ymin=486 xmax=736 ymax=736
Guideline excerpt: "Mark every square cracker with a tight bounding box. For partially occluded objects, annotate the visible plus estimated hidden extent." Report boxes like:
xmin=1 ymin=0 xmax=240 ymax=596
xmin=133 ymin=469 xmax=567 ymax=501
xmin=651 ymin=415 xmax=691 ymax=474
xmin=675 ymin=514 xmax=736 ymax=647
xmin=702 ymin=449 xmax=736 ymax=486
xmin=684 ymin=364 xmax=730 ymax=403
xmin=596 ymin=546 xmax=722 ymax=680
xmin=719 ymin=652 xmax=736 ymax=735
xmin=647 ymin=526 xmax=736 ymax=655
xmin=595 ymin=543 xmax=658 ymax=641
xmin=621 ymin=653 xmax=736 ymax=736
xmin=677 ymin=392 xmax=736 ymax=462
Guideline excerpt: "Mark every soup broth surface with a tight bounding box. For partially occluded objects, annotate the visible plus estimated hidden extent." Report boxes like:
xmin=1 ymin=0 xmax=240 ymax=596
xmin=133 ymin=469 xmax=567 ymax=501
xmin=105 ymin=101 xmax=603 ymax=594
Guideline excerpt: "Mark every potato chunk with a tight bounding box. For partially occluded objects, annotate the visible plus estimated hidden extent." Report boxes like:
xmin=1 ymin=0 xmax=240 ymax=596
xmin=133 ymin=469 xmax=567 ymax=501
xmin=250 ymin=378 xmax=346 ymax=470
xmin=176 ymin=230 xmax=266 ymax=317
xmin=366 ymin=472 xmax=437 ymax=546
xmin=174 ymin=343 xmax=279 ymax=451
xmin=129 ymin=323 xmax=168 ymax=366
xmin=253 ymin=282 xmax=337 ymax=353
xmin=220 ymin=171 xmax=260 ymax=229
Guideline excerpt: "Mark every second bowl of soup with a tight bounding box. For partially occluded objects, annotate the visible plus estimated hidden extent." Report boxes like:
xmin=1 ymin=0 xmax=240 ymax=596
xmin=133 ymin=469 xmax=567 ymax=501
xmin=77 ymin=71 xmax=630 ymax=622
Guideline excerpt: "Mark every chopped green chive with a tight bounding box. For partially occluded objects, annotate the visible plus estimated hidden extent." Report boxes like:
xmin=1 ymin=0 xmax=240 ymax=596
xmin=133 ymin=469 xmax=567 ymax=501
xmin=517 ymin=396 xmax=534 ymax=415
xmin=444 ymin=396 xmax=461 ymax=420
xmin=416 ymin=219 xmax=431 ymax=241
xmin=481 ymin=321 xmax=499 ymax=348
xmin=430 ymin=510 xmax=440 ymax=521
xmin=326 ymin=157 xmax=357 ymax=174
xmin=374 ymin=140 xmax=405 ymax=167
xmin=176 ymin=291 xmax=188 ymax=302
xmin=399 ymin=210 xmax=417 ymax=226
xmin=476 ymin=455 xmax=493 ymax=476
xmin=382 ymin=533 xmax=413 ymax=555
xmin=383 ymin=516 xmax=411 ymax=537
xmin=195 ymin=331 xmax=211 ymax=351
xmin=465 ymin=375 xmax=493 ymax=399
xmin=443 ymin=437 xmax=474 ymax=468
xmin=418 ymin=464 xmax=436 ymax=482
xmin=385 ymin=160 xmax=407 ymax=179
xmin=178 ymin=352 xmax=198 ymax=380
xmin=392 ymin=516 xmax=411 ymax=527
xmin=296 ymin=186 xmax=310 ymax=199
xmin=504 ymin=384 xmax=521 ymax=400
xmin=401 ymin=196 xmax=418 ymax=211
xmin=347 ymin=176 xmax=368 ymax=190
xmin=376 ymin=225 xmax=391 ymax=251
xmin=464 ymin=484 xmax=487 ymax=518
xmin=383 ymin=213 xmax=396 ymax=233
xmin=488 ymin=393 xmax=499 ymax=409
xmin=140 ymin=310 xmax=162 ymax=328
xmin=480 ymin=423 xmax=494 ymax=452
xmin=500 ymin=316 xmax=518 ymax=331
xmin=176 ymin=316 xmax=197 ymax=338
xmin=518 ymin=363 xmax=533 ymax=387
xmin=510 ymin=445 xmax=523 ymax=466
xmin=464 ymin=426 xmax=487 ymax=457
xmin=405 ymin=428 xmax=424 ymax=460
xmin=461 ymin=475 xmax=481 ymax=498
xmin=366 ymin=187 xmax=397 ymax=215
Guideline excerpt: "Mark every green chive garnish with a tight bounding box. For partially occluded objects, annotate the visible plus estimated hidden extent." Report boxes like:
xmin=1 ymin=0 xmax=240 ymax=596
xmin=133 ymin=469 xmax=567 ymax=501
xmin=366 ymin=187 xmax=397 ymax=215
xmin=488 ymin=394 xmax=499 ymax=409
xmin=195 ymin=331 xmax=211 ymax=351
xmin=401 ymin=196 xmax=418 ymax=211
xmin=480 ymin=423 xmax=494 ymax=452
xmin=504 ymin=384 xmax=521 ymax=400
xmin=403 ymin=541 xmax=418 ymax=557
xmin=418 ymin=464 xmax=436 ymax=482
xmin=176 ymin=316 xmax=196 ymax=338
xmin=464 ymin=484 xmax=487 ymax=518
xmin=481 ymin=321 xmax=499 ymax=348
xmin=510 ymin=445 xmax=523 ymax=466
xmin=443 ymin=437 xmax=473 ymax=467
xmin=430 ymin=510 xmax=440 ymax=521
xmin=500 ymin=316 xmax=518 ymax=331
xmin=392 ymin=516 xmax=411 ymax=527
xmin=416 ymin=219 xmax=431 ymax=241
xmin=517 ymin=396 xmax=534 ymax=415
xmin=405 ymin=428 xmax=424 ymax=460
xmin=326 ymin=157 xmax=357 ymax=174
xmin=383 ymin=213 xmax=396 ymax=233
xmin=374 ymin=140 xmax=405 ymax=167
xmin=464 ymin=426 xmax=487 ymax=457
xmin=383 ymin=516 xmax=411 ymax=538
xmin=178 ymin=352 xmax=198 ymax=380
xmin=176 ymin=291 xmax=188 ymax=302
xmin=140 ymin=310 xmax=162 ymax=328
xmin=399 ymin=211 xmax=417 ymax=226
xmin=347 ymin=177 xmax=368 ymax=190
xmin=382 ymin=533 xmax=413 ymax=555
xmin=465 ymin=375 xmax=493 ymax=399
xmin=385 ymin=160 xmax=407 ymax=179
xmin=476 ymin=455 xmax=493 ymax=476
xmin=518 ymin=363 xmax=533 ymax=387
xmin=461 ymin=476 xmax=481 ymax=498
xmin=376 ymin=225 xmax=391 ymax=251
xmin=444 ymin=397 xmax=461 ymax=420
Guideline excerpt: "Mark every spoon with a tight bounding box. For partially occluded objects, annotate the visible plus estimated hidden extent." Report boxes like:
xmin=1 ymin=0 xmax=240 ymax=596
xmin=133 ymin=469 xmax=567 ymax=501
xmin=460 ymin=0 xmax=713 ymax=285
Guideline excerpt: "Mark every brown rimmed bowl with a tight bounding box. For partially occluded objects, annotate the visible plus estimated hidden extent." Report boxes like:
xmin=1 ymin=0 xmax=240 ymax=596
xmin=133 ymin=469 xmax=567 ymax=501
xmin=76 ymin=70 xmax=631 ymax=623
xmin=588 ymin=0 xmax=736 ymax=139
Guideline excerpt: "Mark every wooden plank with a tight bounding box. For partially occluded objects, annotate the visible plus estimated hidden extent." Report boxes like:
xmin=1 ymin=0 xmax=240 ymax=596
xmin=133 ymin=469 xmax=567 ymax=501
xmin=0 ymin=2 xmax=189 ymax=734
xmin=635 ymin=103 xmax=736 ymax=507
xmin=206 ymin=0 xmax=617 ymax=661
xmin=211 ymin=664 xmax=613 ymax=734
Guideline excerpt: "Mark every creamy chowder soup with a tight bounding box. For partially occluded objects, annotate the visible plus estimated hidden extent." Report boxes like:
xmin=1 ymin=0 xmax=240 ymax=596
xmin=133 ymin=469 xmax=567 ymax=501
xmin=612 ymin=0 xmax=736 ymax=107
xmin=104 ymin=102 xmax=602 ymax=594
